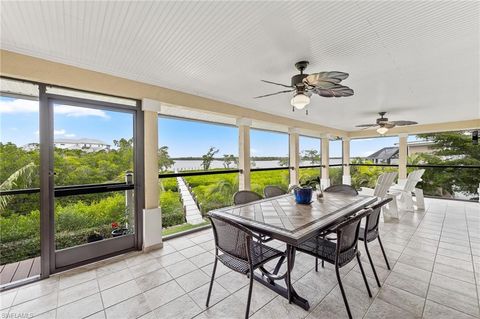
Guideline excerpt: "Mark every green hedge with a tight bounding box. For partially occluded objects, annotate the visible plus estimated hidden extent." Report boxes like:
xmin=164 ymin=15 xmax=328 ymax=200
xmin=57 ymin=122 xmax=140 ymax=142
xmin=159 ymin=178 xmax=185 ymax=228
xmin=0 ymin=224 xmax=114 ymax=265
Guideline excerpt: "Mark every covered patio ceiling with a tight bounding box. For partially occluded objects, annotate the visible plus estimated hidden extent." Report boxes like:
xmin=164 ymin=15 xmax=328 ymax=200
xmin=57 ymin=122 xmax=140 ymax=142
xmin=0 ymin=1 xmax=479 ymax=133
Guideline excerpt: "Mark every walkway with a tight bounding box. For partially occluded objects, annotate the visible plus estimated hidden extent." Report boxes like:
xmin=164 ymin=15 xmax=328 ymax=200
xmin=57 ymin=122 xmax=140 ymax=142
xmin=176 ymin=176 xmax=204 ymax=225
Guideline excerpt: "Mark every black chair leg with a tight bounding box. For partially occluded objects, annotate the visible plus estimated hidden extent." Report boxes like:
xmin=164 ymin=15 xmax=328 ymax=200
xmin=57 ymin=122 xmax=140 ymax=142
xmin=335 ymin=264 xmax=352 ymax=319
xmin=315 ymin=258 xmax=318 ymax=272
xmin=377 ymin=235 xmax=391 ymax=270
xmin=322 ymin=260 xmax=324 ymax=268
xmin=364 ymin=241 xmax=381 ymax=287
xmin=206 ymin=257 xmax=218 ymax=307
xmin=356 ymin=253 xmax=372 ymax=298
xmin=245 ymin=270 xmax=254 ymax=319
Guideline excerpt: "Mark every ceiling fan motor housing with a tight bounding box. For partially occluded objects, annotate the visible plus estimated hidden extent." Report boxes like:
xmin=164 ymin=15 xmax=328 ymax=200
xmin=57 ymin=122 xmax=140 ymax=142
xmin=291 ymin=73 xmax=308 ymax=88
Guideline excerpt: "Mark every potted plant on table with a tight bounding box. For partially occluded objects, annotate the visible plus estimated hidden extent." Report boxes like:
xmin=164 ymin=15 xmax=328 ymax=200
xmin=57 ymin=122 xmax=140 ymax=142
xmin=292 ymin=176 xmax=320 ymax=204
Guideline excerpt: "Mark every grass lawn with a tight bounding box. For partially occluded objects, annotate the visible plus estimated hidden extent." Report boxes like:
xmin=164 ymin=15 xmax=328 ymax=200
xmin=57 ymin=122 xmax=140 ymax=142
xmin=162 ymin=220 xmax=210 ymax=237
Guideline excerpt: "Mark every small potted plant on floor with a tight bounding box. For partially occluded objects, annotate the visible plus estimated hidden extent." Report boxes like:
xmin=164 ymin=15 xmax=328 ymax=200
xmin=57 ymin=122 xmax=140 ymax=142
xmin=111 ymin=217 xmax=129 ymax=237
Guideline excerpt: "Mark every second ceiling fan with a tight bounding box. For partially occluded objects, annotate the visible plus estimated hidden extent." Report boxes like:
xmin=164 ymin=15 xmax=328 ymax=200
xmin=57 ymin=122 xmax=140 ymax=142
xmin=254 ymin=61 xmax=354 ymax=114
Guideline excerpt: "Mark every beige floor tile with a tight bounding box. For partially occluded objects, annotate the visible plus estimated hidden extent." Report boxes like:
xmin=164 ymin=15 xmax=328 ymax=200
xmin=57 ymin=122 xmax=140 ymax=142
xmin=143 ymin=280 xmax=185 ymax=310
xmin=152 ymin=294 xmax=202 ymax=319
xmin=58 ymin=279 xmax=99 ymax=307
xmin=423 ymin=300 xmax=478 ymax=319
xmin=101 ymin=280 xmax=141 ymax=308
xmin=57 ymin=293 xmax=103 ymax=319
xmin=377 ymin=284 xmax=425 ymax=317
xmin=105 ymin=294 xmax=151 ymax=319
xmin=176 ymin=269 xmax=211 ymax=293
xmin=135 ymin=268 xmax=173 ymax=292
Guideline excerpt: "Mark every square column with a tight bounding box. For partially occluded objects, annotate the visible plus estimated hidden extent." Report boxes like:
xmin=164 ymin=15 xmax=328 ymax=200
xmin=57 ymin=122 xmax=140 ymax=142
xmin=237 ymin=118 xmax=252 ymax=190
xmin=289 ymin=129 xmax=300 ymax=186
xmin=398 ymin=133 xmax=408 ymax=183
xmin=342 ymin=137 xmax=351 ymax=185
xmin=321 ymin=136 xmax=330 ymax=189
xmin=142 ymin=99 xmax=162 ymax=252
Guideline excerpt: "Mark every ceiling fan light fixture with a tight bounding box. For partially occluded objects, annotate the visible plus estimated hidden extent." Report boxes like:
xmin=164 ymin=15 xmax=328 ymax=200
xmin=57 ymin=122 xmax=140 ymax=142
xmin=377 ymin=126 xmax=389 ymax=135
xmin=291 ymin=93 xmax=310 ymax=110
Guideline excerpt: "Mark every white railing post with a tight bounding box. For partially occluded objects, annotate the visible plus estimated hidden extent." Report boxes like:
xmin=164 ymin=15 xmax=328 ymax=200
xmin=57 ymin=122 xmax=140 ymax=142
xmin=342 ymin=137 xmax=351 ymax=185
xmin=237 ymin=118 xmax=252 ymax=191
xmin=398 ymin=133 xmax=408 ymax=185
xmin=142 ymin=99 xmax=162 ymax=252
xmin=289 ymin=128 xmax=300 ymax=187
xmin=321 ymin=135 xmax=330 ymax=189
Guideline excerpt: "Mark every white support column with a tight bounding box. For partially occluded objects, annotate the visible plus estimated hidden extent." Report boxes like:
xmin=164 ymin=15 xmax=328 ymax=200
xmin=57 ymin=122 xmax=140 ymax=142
xmin=142 ymin=99 xmax=162 ymax=252
xmin=321 ymin=135 xmax=330 ymax=189
xmin=342 ymin=137 xmax=351 ymax=185
xmin=398 ymin=133 xmax=408 ymax=185
xmin=289 ymin=128 xmax=300 ymax=187
xmin=237 ymin=118 xmax=252 ymax=191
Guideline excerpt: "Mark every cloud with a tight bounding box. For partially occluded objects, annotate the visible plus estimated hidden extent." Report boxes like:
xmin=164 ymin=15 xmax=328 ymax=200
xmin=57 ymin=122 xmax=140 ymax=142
xmin=0 ymin=98 xmax=108 ymax=118
xmin=0 ymin=99 xmax=38 ymax=113
xmin=34 ymin=129 xmax=76 ymax=137
xmin=55 ymin=105 xmax=109 ymax=119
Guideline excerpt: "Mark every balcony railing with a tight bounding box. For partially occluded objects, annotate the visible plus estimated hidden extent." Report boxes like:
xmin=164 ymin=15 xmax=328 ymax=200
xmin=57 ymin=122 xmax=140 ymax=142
xmin=349 ymin=163 xmax=480 ymax=202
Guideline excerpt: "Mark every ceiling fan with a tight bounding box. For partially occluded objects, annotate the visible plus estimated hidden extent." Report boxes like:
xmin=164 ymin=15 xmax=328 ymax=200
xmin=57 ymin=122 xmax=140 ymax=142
xmin=254 ymin=61 xmax=354 ymax=114
xmin=356 ymin=112 xmax=418 ymax=135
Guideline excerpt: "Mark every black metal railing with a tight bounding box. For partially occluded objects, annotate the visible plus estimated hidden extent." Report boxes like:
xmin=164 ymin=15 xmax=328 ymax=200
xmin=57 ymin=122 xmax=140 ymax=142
xmin=0 ymin=182 xmax=134 ymax=197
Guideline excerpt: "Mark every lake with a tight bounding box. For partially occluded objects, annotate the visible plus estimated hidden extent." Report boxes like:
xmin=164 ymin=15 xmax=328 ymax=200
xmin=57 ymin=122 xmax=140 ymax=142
xmin=171 ymin=159 xmax=343 ymax=171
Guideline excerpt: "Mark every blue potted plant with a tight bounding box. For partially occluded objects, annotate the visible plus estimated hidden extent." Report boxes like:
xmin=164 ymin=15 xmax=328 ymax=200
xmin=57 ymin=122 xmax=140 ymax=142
xmin=293 ymin=177 xmax=319 ymax=204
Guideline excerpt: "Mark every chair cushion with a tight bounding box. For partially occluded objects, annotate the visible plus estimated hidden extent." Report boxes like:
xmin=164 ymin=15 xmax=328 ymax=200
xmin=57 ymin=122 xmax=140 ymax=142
xmin=296 ymin=237 xmax=357 ymax=267
xmin=218 ymin=241 xmax=284 ymax=274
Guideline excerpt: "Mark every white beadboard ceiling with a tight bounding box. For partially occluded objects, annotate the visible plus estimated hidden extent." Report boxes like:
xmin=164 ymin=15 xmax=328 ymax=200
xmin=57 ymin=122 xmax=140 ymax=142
xmin=1 ymin=1 xmax=479 ymax=131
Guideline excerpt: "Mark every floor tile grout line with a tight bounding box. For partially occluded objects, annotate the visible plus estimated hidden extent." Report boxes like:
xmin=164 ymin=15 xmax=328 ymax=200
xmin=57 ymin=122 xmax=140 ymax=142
xmin=463 ymin=203 xmax=480 ymax=316
xmin=419 ymin=203 xmax=446 ymax=319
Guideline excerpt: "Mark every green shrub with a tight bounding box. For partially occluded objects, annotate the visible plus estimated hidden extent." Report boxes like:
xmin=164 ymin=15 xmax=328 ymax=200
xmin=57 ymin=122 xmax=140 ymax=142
xmin=159 ymin=190 xmax=185 ymax=228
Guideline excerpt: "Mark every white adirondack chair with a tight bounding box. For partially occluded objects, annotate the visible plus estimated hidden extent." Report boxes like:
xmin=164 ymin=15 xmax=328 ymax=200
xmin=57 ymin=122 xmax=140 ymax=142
xmin=359 ymin=172 xmax=399 ymax=220
xmin=389 ymin=169 xmax=426 ymax=212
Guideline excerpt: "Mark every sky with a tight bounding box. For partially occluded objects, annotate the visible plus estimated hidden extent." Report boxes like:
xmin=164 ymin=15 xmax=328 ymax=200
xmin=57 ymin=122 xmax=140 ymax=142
xmin=1 ymin=96 xmax=398 ymax=158
xmin=0 ymin=96 xmax=133 ymax=147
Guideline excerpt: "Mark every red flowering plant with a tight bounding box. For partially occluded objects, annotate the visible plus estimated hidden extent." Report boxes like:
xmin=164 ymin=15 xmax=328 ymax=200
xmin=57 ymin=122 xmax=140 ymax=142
xmin=111 ymin=222 xmax=119 ymax=229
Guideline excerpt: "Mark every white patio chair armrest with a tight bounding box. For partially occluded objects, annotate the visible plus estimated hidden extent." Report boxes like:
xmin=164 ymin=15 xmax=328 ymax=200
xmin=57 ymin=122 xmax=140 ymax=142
xmin=358 ymin=187 xmax=375 ymax=196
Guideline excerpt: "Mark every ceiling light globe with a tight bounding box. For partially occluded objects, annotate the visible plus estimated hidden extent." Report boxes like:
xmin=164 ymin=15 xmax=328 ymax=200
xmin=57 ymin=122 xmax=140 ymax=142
xmin=376 ymin=127 xmax=389 ymax=135
xmin=290 ymin=94 xmax=310 ymax=110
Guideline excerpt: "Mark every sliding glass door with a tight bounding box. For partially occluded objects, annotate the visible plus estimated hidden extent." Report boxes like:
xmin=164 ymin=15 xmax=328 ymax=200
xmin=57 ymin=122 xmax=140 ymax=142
xmin=49 ymin=96 xmax=140 ymax=270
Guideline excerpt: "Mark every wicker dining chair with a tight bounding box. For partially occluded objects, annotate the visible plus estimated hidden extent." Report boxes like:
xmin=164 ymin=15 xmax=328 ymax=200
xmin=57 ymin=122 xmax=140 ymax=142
xmin=359 ymin=197 xmax=393 ymax=287
xmin=295 ymin=208 xmax=373 ymax=319
xmin=233 ymin=190 xmax=263 ymax=205
xmin=324 ymin=184 xmax=358 ymax=196
xmin=263 ymin=185 xmax=287 ymax=198
xmin=206 ymin=215 xmax=285 ymax=319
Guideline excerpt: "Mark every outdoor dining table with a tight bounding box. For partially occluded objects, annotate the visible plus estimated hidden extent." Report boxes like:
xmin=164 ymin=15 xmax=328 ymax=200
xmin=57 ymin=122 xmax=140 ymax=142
xmin=208 ymin=192 xmax=377 ymax=311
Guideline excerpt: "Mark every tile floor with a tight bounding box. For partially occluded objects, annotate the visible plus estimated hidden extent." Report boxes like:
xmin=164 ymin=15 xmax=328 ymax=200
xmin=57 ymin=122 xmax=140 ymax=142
xmin=1 ymin=198 xmax=479 ymax=319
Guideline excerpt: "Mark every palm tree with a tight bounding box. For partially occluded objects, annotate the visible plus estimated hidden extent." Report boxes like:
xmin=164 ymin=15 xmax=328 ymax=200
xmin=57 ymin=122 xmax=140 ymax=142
xmin=0 ymin=162 xmax=36 ymax=211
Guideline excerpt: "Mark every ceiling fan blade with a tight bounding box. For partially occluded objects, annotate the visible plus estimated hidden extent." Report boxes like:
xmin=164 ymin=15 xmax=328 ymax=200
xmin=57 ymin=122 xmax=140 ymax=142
xmin=313 ymin=85 xmax=354 ymax=97
xmin=303 ymin=71 xmax=349 ymax=86
xmin=391 ymin=120 xmax=418 ymax=126
xmin=261 ymin=80 xmax=293 ymax=88
xmin=309 ymin=81 xmax=339 ymax=89
xmin=355 ymin=124 xmax=377 ymax=128
xmin=384 ymin=123 xmax=396 ymax=129
xmin=254 ymin=89 xmax=295 ymax=99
